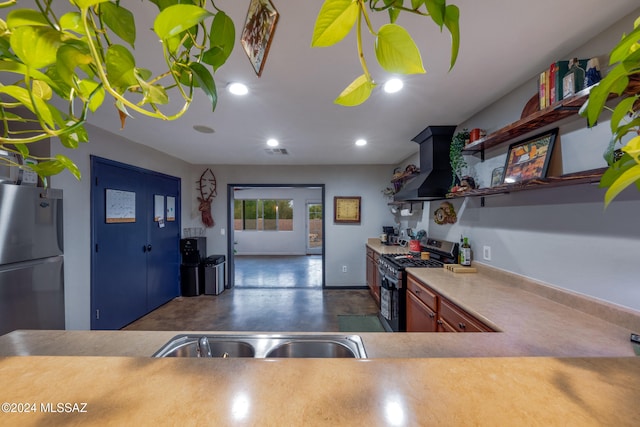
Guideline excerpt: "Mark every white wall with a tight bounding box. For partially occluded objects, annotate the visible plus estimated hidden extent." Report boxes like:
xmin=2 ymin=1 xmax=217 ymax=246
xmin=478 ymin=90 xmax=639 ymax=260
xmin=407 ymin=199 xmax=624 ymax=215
xmin=404 ymin=9 xmax=640 ymax=312
xmin=50 ymin=124 xmax=195 ymax=330
xmin=191 ymin=165 xmax=395 ymax=287
xmin=232 ymin=187 xmax=322 ymax=255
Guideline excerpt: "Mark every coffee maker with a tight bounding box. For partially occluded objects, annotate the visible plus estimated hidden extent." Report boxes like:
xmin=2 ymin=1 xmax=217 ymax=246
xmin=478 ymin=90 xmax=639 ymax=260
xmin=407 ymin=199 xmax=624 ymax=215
xmin=382 ymin=226 xmax=397 ymax=246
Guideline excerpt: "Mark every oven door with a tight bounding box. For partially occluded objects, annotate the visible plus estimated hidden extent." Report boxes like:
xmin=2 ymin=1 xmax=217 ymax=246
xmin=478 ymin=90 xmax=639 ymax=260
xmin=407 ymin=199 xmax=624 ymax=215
xmin=379 ymin=273 xmax=398 ymax=322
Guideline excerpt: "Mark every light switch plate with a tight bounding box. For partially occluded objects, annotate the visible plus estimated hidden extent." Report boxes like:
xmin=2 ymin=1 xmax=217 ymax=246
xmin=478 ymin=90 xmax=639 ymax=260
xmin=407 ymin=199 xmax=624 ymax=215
xmin=483 ymin=246 xmax=491 ymax=261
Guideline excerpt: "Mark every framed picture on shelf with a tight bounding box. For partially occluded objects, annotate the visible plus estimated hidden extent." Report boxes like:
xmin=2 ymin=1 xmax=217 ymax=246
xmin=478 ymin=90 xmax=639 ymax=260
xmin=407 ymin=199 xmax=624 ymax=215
xmin=334 ymin=196 xmax=361 ymax=224
xmin=490 ymin=167 xmax=504 ymax=187
xmin=502 ymin=128 xmax=558 ymax=184
xmin=240 ymin=0 xmax=279 ymax=77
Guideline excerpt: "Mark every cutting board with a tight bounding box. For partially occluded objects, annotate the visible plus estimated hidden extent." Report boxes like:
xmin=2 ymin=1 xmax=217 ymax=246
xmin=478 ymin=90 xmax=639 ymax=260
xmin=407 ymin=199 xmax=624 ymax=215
xmin=445 ymin=264 xmax=477 ymax=273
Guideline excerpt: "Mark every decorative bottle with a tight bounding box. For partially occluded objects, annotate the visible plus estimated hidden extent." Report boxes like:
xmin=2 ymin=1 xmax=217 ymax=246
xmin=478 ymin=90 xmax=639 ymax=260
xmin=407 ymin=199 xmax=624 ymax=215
xmin=562 ymin=58 xmax=586 ymax=99
xmin=461 ymin=237 xmax=471 ymax=266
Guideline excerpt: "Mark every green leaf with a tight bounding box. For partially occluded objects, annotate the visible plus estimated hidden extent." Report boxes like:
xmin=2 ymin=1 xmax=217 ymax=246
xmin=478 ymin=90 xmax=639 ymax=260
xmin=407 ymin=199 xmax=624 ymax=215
xmin=60 ymin=12 xmax=82 ymax=33
xmin=201 ymin=47 xmax=225 ymax=69
xmin=375 ymin=24 xmax=425 ymax=74
xmin=70 ymin=0 xmax=110 ymax=8
xmin=135 ymin=69 xmax=169 ymax=105
xmin=208 ymin=11 xmax=235 ymax=71
xmin=623 ymin=134 xmax=640 ymax=161
xmin=388 ymin=8 xmax=400 ymax=24
xmin=334 ymin=74 xmax=375 ymax=106
xmin=584 ymin=65 xmax=629 ymax=126
xmin=411 ymin=0 xmax=425 ymax=10
xmin=153 ymin=5 xmax=212 ymax=40
xmin=58 ymin=123 xmax=89 ymax=150
xmin=600 ymin=153 xmax=635 ymax=186
xmin=443 ymin=4 xmax=460 ymax=70
xmin=100 ymin=2 xmax=136 ymax=48
xmin=0 ymin=85 xmax=54 ymax=127
xmin=55 ymin=154 xmax=82 ymax=180
xmin=609 ymin=24 xmax=640 ymax=64
xmin=311 ymin=0 xmax=359 ymax=47
xmin=105 ymin=44 xmax=137 ymax=93
xmin=78 ymin=79 xmax=105 ymax=112
xmin=6 ymin=9 xmax=50 ymax=28
xmin=424 ymin=0 xmax=445 ymax=27
xmin=14 ymin=144 xmax=29 ymax=158
xmin=148 ymin=0 xmax=194 ymax=11
xmin=604 ymin=162 xmax=640 ymax=207
xmin=30 ymin=159 xmax=65 ymax=177
xmin=10 ymin=26 xmax=61 ymax=69
xmin=0 ymin=61 xmax=58 ymax=90
xmin=188 ymin=62 xmax=217 ymax=111
xmin=56 ymin=43 xmax=93 ymax=87
xmin=610 ymin=96 xmax=638 ymax=133
xmin=0 ymin=38 xmax=18 ymax=60
xmin=32 ymin=80 xmax=52 ymax=100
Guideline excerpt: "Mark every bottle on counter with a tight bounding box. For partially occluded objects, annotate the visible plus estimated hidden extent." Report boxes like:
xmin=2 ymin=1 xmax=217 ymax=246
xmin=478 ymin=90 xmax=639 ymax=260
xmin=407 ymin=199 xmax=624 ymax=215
xmin=460 ymin=237 xmax=471 ymax=266
xmin=458 ymin=235 xmax=463 ymax=264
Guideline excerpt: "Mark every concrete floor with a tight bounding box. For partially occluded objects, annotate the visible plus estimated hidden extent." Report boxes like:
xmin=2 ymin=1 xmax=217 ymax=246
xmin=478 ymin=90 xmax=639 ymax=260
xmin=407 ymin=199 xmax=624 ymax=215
xmin=123 ymin=255 xmax=378 ymax=332
xmin=234 ymin=255 xmax=322 ymax=288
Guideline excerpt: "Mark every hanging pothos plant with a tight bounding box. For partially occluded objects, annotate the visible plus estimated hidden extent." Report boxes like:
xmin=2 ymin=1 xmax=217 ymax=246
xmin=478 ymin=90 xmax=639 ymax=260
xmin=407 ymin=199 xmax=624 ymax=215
xmin=311 ymin=0 xmax=460 ymax=106
xmin=581 ymin=15 xmax=640 ymax=207
xmin=0 ymin=0 xmax=235 ymax=182
xmin=0 ymin=0 xmax=460 ymax=182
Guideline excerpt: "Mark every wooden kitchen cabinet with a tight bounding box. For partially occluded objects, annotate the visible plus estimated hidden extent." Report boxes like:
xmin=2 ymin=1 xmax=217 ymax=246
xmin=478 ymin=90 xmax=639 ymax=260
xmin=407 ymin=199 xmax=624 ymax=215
xmin=366 ymin=247 xmax=380 ymax=306
xmin=406 ymin=291 xmax=438 ymax=332
xmin=438 ymin=298 xmax=492 ymax=333
xmin=406 ymin=272 xmax=493 ymax=333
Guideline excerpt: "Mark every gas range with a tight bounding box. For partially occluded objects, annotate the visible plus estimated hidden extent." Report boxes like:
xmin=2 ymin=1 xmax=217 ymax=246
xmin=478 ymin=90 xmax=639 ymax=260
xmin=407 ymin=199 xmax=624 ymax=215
xmin=378 ymin=238 xmax=458 ymax=280
xmin=376 ymin=237 xmax=458 ymax=332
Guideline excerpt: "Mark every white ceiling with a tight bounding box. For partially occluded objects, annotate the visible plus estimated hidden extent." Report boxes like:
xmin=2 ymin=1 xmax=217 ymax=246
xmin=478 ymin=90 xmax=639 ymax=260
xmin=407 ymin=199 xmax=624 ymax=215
xmin=24 ymin=1 xmax=640 ymax=165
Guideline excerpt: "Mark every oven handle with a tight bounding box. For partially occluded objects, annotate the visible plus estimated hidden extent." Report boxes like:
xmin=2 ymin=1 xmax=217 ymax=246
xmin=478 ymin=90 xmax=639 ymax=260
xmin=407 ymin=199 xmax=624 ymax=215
xmin=379 ymin=271 xmax=400 ymax=288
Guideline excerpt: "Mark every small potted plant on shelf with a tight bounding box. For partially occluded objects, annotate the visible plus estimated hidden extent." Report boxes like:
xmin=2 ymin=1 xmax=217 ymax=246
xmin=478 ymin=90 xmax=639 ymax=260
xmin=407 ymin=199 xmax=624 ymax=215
xmin=449 ymin=129 xmax=471 ymax=193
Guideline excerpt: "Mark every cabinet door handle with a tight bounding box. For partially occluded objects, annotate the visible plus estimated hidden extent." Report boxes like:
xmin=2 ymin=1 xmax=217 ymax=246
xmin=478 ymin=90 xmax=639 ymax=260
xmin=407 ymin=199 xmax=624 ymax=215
xmin=414 ymin=288 xmax=420 ymax=294
xmin=458 ymin=322 xmax=466 ymax=330
xmin=429 ymin=313 xmax=435 ymax=318
xmin=437 ymin=320 xmax=443 ymax=325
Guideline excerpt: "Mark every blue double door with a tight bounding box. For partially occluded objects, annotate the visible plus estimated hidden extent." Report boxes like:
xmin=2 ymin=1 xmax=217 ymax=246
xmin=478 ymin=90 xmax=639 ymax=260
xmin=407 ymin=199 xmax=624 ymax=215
xmin=91 ymin=156 xmax=181 ymax=330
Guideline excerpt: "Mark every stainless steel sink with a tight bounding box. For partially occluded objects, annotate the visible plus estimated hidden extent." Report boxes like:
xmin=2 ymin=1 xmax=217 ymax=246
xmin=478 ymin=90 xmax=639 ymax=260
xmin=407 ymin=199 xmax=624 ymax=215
xmin=152 ymin=334 xmax=367 ymax=358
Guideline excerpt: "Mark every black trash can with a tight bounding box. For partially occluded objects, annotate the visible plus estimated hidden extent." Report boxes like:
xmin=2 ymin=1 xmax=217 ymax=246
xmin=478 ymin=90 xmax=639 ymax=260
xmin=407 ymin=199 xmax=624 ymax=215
xmin=202 ymin=255 xmax=226 ymax=295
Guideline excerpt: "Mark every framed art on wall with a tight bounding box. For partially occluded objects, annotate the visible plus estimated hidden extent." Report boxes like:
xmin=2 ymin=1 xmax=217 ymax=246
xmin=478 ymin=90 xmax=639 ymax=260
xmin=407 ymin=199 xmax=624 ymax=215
xmin=241 ymin=0 xmax=279 ymax=77
xmin=334 ymin=196 xmax=361 ymax=224
xmin=502 ymin=129 xmax=558 ymax=184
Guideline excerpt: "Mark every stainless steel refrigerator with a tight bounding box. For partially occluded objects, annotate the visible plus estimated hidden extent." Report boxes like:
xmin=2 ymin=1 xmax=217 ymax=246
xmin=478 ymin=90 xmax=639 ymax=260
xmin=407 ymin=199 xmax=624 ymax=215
xmin=0 ymin=184 xmax=64 ymax=335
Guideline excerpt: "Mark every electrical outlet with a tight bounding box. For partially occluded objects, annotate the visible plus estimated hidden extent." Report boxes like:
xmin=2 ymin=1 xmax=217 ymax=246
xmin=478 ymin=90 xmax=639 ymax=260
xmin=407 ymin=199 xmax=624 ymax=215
xmin=342 ymin=265 xmax=347 ymax=273
xmin=220 ymin=228 xmax=225 ymax=236
xmin=483 ymin=246 xmax=491 ymax=261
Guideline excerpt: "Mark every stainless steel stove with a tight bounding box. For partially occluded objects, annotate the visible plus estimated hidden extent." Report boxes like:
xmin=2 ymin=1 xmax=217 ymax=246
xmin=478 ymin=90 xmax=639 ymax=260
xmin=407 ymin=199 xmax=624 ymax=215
xmin=377 ymin=238 xmax=458 ymax=332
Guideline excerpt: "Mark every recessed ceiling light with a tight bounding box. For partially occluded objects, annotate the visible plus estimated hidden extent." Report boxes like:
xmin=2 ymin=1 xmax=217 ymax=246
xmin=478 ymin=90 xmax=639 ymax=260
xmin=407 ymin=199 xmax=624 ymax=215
xmin=267 ymin=138 xmax=279 ymax=147
xmin=227 ymin=82 xmax=249 ymax=96
xmin=355 ymin=139 xmax=367 ymax=146
xmin=383 ymin=78 xmax=403 ymax=93
xmin=193 ymin=125 xmax=215 ymax=134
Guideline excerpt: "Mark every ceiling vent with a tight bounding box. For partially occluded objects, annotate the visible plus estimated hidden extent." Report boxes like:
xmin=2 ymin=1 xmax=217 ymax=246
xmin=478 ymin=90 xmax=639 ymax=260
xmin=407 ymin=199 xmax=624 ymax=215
xmin=264 ymin=148 xmax=289 ymax=155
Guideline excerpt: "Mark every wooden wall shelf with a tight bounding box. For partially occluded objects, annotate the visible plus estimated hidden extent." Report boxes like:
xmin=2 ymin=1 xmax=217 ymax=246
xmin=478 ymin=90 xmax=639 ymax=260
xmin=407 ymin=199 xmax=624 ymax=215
xmin=463 ymin=76 xmax=640 ymax=155
xmin=446 ymin=168 xmax=606 ymax=199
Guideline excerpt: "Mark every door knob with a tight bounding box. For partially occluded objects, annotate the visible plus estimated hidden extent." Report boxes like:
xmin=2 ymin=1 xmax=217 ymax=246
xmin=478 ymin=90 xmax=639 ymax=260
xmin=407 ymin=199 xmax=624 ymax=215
xmin=147 ymin=244 xmax=152 ymax=252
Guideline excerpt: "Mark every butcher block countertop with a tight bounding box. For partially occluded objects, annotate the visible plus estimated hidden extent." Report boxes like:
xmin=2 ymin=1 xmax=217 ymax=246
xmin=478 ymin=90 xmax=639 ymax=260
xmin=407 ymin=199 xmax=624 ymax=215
xmin=0 ymin=240 xmax=639 ymax=425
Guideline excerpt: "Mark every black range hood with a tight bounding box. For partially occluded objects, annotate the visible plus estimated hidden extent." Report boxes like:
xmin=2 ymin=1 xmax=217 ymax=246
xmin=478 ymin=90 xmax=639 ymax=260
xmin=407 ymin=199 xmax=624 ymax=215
xmin=394 ymin=125 xmax=457 ymax=202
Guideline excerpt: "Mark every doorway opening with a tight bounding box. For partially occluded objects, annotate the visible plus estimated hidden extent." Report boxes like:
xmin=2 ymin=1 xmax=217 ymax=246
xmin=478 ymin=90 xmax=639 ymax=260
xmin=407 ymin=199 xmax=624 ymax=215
xmin=227 ymin=185 xmax=325 ymax=289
